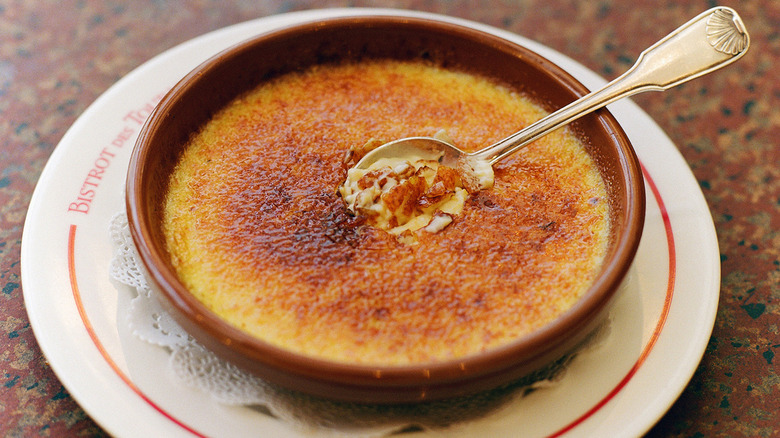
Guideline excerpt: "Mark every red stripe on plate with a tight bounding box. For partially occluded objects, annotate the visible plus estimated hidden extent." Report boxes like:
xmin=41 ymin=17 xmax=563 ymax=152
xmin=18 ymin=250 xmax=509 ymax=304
xmin=548 ymin=164 xmax=677 ymax=437
xmin=68 ymin=225 xmax=208 ymax=437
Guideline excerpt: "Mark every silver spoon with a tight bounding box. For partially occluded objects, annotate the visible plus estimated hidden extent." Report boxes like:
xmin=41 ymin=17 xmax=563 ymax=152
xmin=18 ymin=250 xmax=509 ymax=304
xmin=352 ymin=7 xmax=749 ymax=174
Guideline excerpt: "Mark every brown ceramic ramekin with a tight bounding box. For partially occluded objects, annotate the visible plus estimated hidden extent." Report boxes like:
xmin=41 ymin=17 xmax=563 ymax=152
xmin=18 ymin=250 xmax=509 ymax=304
xmin=126 ymin=15 xmax=645 ymax=404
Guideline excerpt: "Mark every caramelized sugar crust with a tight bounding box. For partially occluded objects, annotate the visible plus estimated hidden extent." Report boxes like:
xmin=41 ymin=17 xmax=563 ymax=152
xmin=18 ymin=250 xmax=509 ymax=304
xmin=163 ymin=60 xmax=609 ymax=365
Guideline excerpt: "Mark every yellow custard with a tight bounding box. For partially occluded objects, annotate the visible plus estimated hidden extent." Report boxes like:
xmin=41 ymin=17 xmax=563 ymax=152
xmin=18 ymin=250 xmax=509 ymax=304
xmin=163 ymin=60 xmax=610 ymax=365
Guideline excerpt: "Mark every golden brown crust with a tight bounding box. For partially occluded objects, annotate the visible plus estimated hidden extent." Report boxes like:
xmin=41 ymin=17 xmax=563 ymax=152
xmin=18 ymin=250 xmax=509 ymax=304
xmin=163 ymin=60 xmax=609 ymax=365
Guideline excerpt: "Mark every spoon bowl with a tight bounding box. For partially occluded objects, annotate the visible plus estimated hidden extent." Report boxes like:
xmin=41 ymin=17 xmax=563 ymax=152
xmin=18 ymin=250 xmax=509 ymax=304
xmin=356 ymin=136 xmax=463 ymax=168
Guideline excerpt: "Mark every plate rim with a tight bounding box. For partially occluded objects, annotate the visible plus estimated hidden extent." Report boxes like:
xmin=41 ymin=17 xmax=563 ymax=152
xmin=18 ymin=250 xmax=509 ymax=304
xmin=20 ymin=7 xmax=720 ymax=438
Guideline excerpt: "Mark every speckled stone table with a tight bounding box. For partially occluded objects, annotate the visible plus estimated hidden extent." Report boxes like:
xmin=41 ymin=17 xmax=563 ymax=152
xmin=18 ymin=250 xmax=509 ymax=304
xmin=1 ymin=1 xmax=777 ymax=436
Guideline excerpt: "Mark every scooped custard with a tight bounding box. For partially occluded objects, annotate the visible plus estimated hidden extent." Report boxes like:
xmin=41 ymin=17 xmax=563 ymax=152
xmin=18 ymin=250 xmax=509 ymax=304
xmin=338 ymin=132 xmax=496 ymax=239
xmin=163 ymin=60 xmax=610 ymax=365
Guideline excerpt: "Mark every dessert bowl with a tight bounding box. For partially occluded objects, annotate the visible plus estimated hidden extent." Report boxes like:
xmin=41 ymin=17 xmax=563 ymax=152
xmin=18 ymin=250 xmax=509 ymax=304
xmin=126 ymin=15 xmax=645 ymax=404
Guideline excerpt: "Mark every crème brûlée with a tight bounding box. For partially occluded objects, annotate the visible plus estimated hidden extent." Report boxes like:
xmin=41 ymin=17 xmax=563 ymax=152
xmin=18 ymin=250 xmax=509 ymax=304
xmin=163 ymin=60 xmax=611 ymax=366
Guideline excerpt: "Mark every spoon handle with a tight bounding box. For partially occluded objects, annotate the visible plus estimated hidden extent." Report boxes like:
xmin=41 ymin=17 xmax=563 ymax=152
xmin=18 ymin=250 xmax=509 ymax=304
xmin=474 ymin=6 xmax=750 ymax=164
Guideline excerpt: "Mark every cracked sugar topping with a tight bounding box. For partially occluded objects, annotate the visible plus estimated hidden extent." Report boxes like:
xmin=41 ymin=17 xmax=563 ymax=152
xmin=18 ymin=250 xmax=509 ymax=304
xmin=339 ymin=131 xmax=495 ymax=241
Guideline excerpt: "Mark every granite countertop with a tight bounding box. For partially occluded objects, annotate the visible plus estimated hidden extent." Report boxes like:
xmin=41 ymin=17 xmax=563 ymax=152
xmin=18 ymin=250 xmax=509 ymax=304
xmin=1 ymin=0 xmax=777 ymax=436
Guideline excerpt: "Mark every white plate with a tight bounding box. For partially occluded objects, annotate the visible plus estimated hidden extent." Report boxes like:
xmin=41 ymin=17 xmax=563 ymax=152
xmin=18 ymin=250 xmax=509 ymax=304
xmin=21 ymin=8 xmax=719 ymax=438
